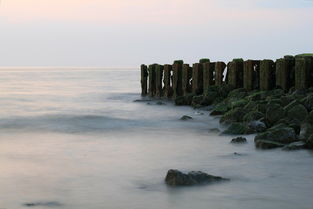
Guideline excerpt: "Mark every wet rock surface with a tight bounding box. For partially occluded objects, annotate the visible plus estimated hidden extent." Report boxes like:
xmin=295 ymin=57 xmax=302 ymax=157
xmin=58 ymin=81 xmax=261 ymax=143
xmin=231 ymin=137 xmax=247 ymax=144
xmin=165 ymin=169 xmax=228 ymax=186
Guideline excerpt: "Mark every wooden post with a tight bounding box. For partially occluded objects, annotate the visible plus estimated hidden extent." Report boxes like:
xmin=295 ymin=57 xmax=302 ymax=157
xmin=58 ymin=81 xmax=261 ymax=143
xmin=155 ymin=65 xmax=164 ymax=97
xmin=295 ymin=57 xmax=313 ymax=89
xmin=148 ymin=64 xmax=157 ymax=97
xmin=203 ymin=61 xmax=216 ymax=96
xmin=192 ymin=63 xmax=203 ymax=95
xmin=260 ymin=59 xmax=275 ymax=91
xmin=227 ymin=59 xmax=244 ymax=88
xmin=141 ymin=64 xmax=148 ymax=96
xmin=276 ymin=57 xmax=294 ymax=91
xmin=172 ymin=62 xmax=183 ymax=99
xmin=244 ymin=60 xmax=260 ymax=91
xmin=215 ymin=62 xmax=226 ymax=86
xmin=163 ymin=64 xmax=173 ymax=98
xmin=182 ymin=64 xmax=192 ymax=96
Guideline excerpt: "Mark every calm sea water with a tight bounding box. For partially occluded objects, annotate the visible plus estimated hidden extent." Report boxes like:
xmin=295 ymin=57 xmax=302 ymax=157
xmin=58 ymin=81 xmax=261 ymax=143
xmin=0 ymin=68 xmax=313 ymax=209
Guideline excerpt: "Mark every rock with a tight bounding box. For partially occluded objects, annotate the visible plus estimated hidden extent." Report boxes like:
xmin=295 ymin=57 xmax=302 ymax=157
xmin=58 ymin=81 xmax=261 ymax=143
xmin=220 ymin=107 xmax=245 ymax=124
xmin=301 ymin=94 xmax=313 ymax=112
xmin=228 ymin=88 xmax=247 ymax=99
xmin=254 ymin=126 xmax=296 ymax=144
xmin=243 ymin=101 xmax=258 ymax=112
xmin=305 ymin=110 xmax=313 ymax=124
xmin=175 ymin=94 xmax=194 ymax=106
xmin=281 ymin=95 xmax=295 ymax=107
xmin=223 ymin=122 xmax=248 ymax=135
xmin=282 ymin=141 xmax=306 ymax=151
xmin=287 ymin=104 xmax=308 ymax=122
xmin=191 ymin=95 xmax=204 ymax=107
xmin=156 ymin=101 xmax=165 ymax=105
xmin=283 ymin=100 xmax=299 ymax=112
xmin=165 ymin=169 xmax=228 ymax=186
xmin=248 ymin=120 xmax=267 ymax=133
xmin=305 ymin=134 xmax=313 ymax=149
xmin=265 ymin=104 xmax=286 ymax=125
xmin=243 ymin=111 xmax=264 ymax=122
xmin=230 ymin=99 xmax=248 ymax=109
xmin=133 ymin=99 xmax=153 ymax=102
xmin=210 ymin=102 xmax=228 ymax=116
xmin=255 ymin=140 xmax=285 ymax=149
xmin=180 ymin=115 xmax=193 ymax=121
xmin=246 ymin=91 xmax=267 ymax=101
xmin=299 ymin=123 xmax=313 ymax=141
xmin=231 ymin=137 xmax=247 ymax=144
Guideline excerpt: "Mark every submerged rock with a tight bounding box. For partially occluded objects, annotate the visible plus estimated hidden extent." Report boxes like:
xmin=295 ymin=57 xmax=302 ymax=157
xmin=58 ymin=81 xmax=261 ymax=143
xmin=231 ymin=137 xmax=247 ymax=144
xmin=282 ymin=141 xmax=306 ymax=151
xmin=223 ymin=122 xmax=249 ymax=135
xmin=254 ymin=126 xmax=296 ymax=144
xmin=165 ymin=169 xmax=228 ymax=186
xmin=248 ymin=120 xmax=267 ymax=133
xmin=255 ymin=140 xmax=285 ymax=149
xmin=180 ymin=115 xmax=193 ymax=121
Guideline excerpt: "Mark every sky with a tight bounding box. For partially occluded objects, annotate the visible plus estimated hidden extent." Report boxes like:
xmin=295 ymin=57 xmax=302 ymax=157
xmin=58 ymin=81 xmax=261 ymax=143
xmin=0 ymin=0 xmax=312 ymax=67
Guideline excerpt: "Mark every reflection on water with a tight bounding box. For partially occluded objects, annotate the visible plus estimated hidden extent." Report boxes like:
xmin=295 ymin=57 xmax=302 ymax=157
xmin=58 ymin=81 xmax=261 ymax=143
xmin=0 ymin=69 xmax=313 ymax=209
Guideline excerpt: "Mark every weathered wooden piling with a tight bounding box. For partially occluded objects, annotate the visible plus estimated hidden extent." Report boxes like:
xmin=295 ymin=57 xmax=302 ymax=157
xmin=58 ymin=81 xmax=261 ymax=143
xmin=155 ymin=65 xmax=164 ymax=97
xmin=260 ymin=60 xmax=275 ymax=91
xmin=182 ymin=64 xmax=192 ymax=96
xmin=275 ymin=57 xmax=294 ymax=91
xmin=163 ymin=64 xmax=173 ymax=98
xmin=141 ymin=64 xmax=148 ymax=95
xmin=243 ymin=60 xmax=260 ymax=91
xmin=295 ymin=57 xmax=313 ymax=89
xmin=203 ymin=61 xmax=216 ymax=96
xmin=148 ymin=64 xmax=157 ymax=97
xmin=172 ymin=62 xmax=183 ymax=98
xmin=192 ymin=63 xmax=203 ymax=95
xmin=227 ymin=59 xmax=244 ymax=88
xmin=215 ymin=62 xmax=226 ymax=86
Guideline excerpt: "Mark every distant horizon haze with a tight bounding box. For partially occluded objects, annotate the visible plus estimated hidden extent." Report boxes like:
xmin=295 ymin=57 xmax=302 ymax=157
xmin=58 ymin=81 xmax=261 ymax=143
xmin=0 ymin=0 xmax=312 ymax=67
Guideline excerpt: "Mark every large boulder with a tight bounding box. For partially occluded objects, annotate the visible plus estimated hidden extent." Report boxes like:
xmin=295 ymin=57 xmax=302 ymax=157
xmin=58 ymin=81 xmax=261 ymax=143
xmin=305 ymin=134 xmax=313 ymax=149
xmin=246 ymin=91 xmax=267 ymax=101
xmin=282 ymin=141 xmax=306 ymax=151
xmin=220 ymin=107 xmax=245 ymax=124
xmin=301 ymin=94 xmax=313 ymax=112
xmin=248 ymin=120 xmax=267 ymax=133
xmin=254 ymin=126 xmax=296 ymax=144
xmin=223 ymin=122 xmax=250 ymax=135
xmin=299 ymin=122 xmax=313 ymax=141
xmin=265 ymin=104 xmax=286 ymax=125
xmin=255 ymin=140 xmax=285 ymax=149
xmin=228 ymin=88 xmax=247 ymax=99
xmin=286 ymin=104 xmax=308 ymax=122
xmin=210 ymin=102 xmax=228 ymax=116
xmin=165 ymin=169 xmax=228 ymax=186
xmin=243 ymin=111 xmax=264 ymax=123
xmin=175 ymin=94 xmax=194 ymax=106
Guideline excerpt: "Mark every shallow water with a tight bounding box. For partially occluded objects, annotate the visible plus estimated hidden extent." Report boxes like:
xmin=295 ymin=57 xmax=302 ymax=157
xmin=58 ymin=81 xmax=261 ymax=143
xmin=0 ymin=68 xmax=312 ymax=209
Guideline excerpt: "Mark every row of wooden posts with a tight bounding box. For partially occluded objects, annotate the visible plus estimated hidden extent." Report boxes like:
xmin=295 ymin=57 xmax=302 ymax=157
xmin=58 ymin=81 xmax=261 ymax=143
xmin=140 ymin=55 xmax=313 ymax=99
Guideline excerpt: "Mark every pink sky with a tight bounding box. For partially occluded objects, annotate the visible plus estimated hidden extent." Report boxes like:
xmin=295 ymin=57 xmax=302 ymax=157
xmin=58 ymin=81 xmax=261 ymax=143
xmin=0 ymin=0 xmax=312 ymax=66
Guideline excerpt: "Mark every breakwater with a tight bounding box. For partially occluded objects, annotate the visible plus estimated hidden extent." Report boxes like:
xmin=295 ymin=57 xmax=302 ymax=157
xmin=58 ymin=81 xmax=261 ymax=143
xmin=141 ymin=54 xmax=313 ymax=99
xmin=140 ymin=54 xmax=313 ymax=150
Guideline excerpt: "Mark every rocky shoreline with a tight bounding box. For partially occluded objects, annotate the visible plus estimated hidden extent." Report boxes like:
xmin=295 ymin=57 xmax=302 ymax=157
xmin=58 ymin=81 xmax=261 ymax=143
xmin=174 ymin=85 xmax=313 ymax=150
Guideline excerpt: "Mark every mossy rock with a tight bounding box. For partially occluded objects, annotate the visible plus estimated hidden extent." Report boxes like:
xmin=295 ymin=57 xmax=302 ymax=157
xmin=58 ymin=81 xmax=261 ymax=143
xmin=231 ymin=137 xmax=247 ymax=144
xmin=268 ymin=89 xmax=285 ymax=98
xmin=243 ymin=101 xmax=258 ymax=112
xmin=254 ymin=126 xmax=296 ymax=144
xmin=246 ymin=91 xmax=267 ymax=101
xmin=266 ymin=98 xmax=282 ymax=106
xmin=300 ymin=94 xmax=313 ymax=112
xmin=222 ymin=122 xmax=248 ymax=135
xmin=287 ymin=104 xmax=308 ymax=122
xmin=299 ymin=123 xmax=313 ymax=141
xmin=305 ymin=110 xmax=313 ymax=124
xmin=180 ymin=115 xmax=193 ymax=121
xmin=228 ymin=88 xmax=247 ymax=99
xmin=220 ymin=107 xmax=246 ymax=124
xmin=243 ymin=111 xmax=264 ymax=122
xmin=218 ymin=84 xmax=234 ymax=98
xmin=255 ymin=140 xmax=285 ymax=149
xmin=281 ymin=96 xmax=296 ymax=107
xmin=265 ymin=104 xmax=286 ymax=125
xmin=199 ymin=58 xmax=210 ymax=64
xmin=283 ymin=100 xmax=299 ymax=112
xmin=305 ymin=134 xmax=313 ymax=149
xmin=191 ymin=95 xmax=204 ymax=107
xmin=175 ymin=94 xmax=194 ymax=106
xmin=210 ymin=102 xmax=229 ymax=116
xmin=230 ymin=99 xmax=248 ymax=109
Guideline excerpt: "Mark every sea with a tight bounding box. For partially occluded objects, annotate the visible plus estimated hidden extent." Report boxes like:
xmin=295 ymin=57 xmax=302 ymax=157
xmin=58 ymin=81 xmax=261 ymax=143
xmin=0 ymin=68 xmax=312 ymax=209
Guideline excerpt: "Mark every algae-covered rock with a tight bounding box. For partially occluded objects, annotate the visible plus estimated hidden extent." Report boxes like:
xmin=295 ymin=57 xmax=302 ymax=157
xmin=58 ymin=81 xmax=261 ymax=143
xmin=255 ymin=140 xmax=285 ymax=149
xmin=243 ymin=111 xmax=264 ymax=122
xmin=223 ymin=122 xmax=248 ymax=135
xmin=282 ymin=141 xmax=306 ymax=151
xmin=246 ymin=91 xmax=267 ymax=101
xmin=231 ymin=137 xmax=247 ymax=144
xmin=210 ymin=102 xmax=229 ymax=116
xmin=248 ymin=120 xmax=267 ymax=133
xmin=265 ymin=104 xmax=286 ymax=125
xmin=218 ymin=84 xmax=234 ymax=98
xmin=230 ymin=99 xmax=248 ymax=109
xmin=305 ymin=134 xmax=313 ymax=149
xmin=220 ymin=107 xmax=245 ymax=124
xmin=191 ymin=95 xmax=204 ymax=107
xmin=175 ymin=94 xmax=194 ymax=106
xmin=228 ymin=88 xmax=247 ymax=99
xmin=254 ymin=126 xmax=296 ymax=144
xmin=301 ymin=94 xmax=313 ymax=112
xmin=287 ymin=104 xmax=308 ymax=122
xmin=165 ymin=169 xmax=228 ymax=186
xmin=299 ymin=123 xmax=313 ymax=141
xmin=284 ymin=100 xmax=299 ymax=112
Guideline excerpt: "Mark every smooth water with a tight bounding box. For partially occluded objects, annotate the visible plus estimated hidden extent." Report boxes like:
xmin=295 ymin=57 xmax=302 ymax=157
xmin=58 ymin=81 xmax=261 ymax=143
xmin=0 ymin=68 xmax=312 ymax=209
